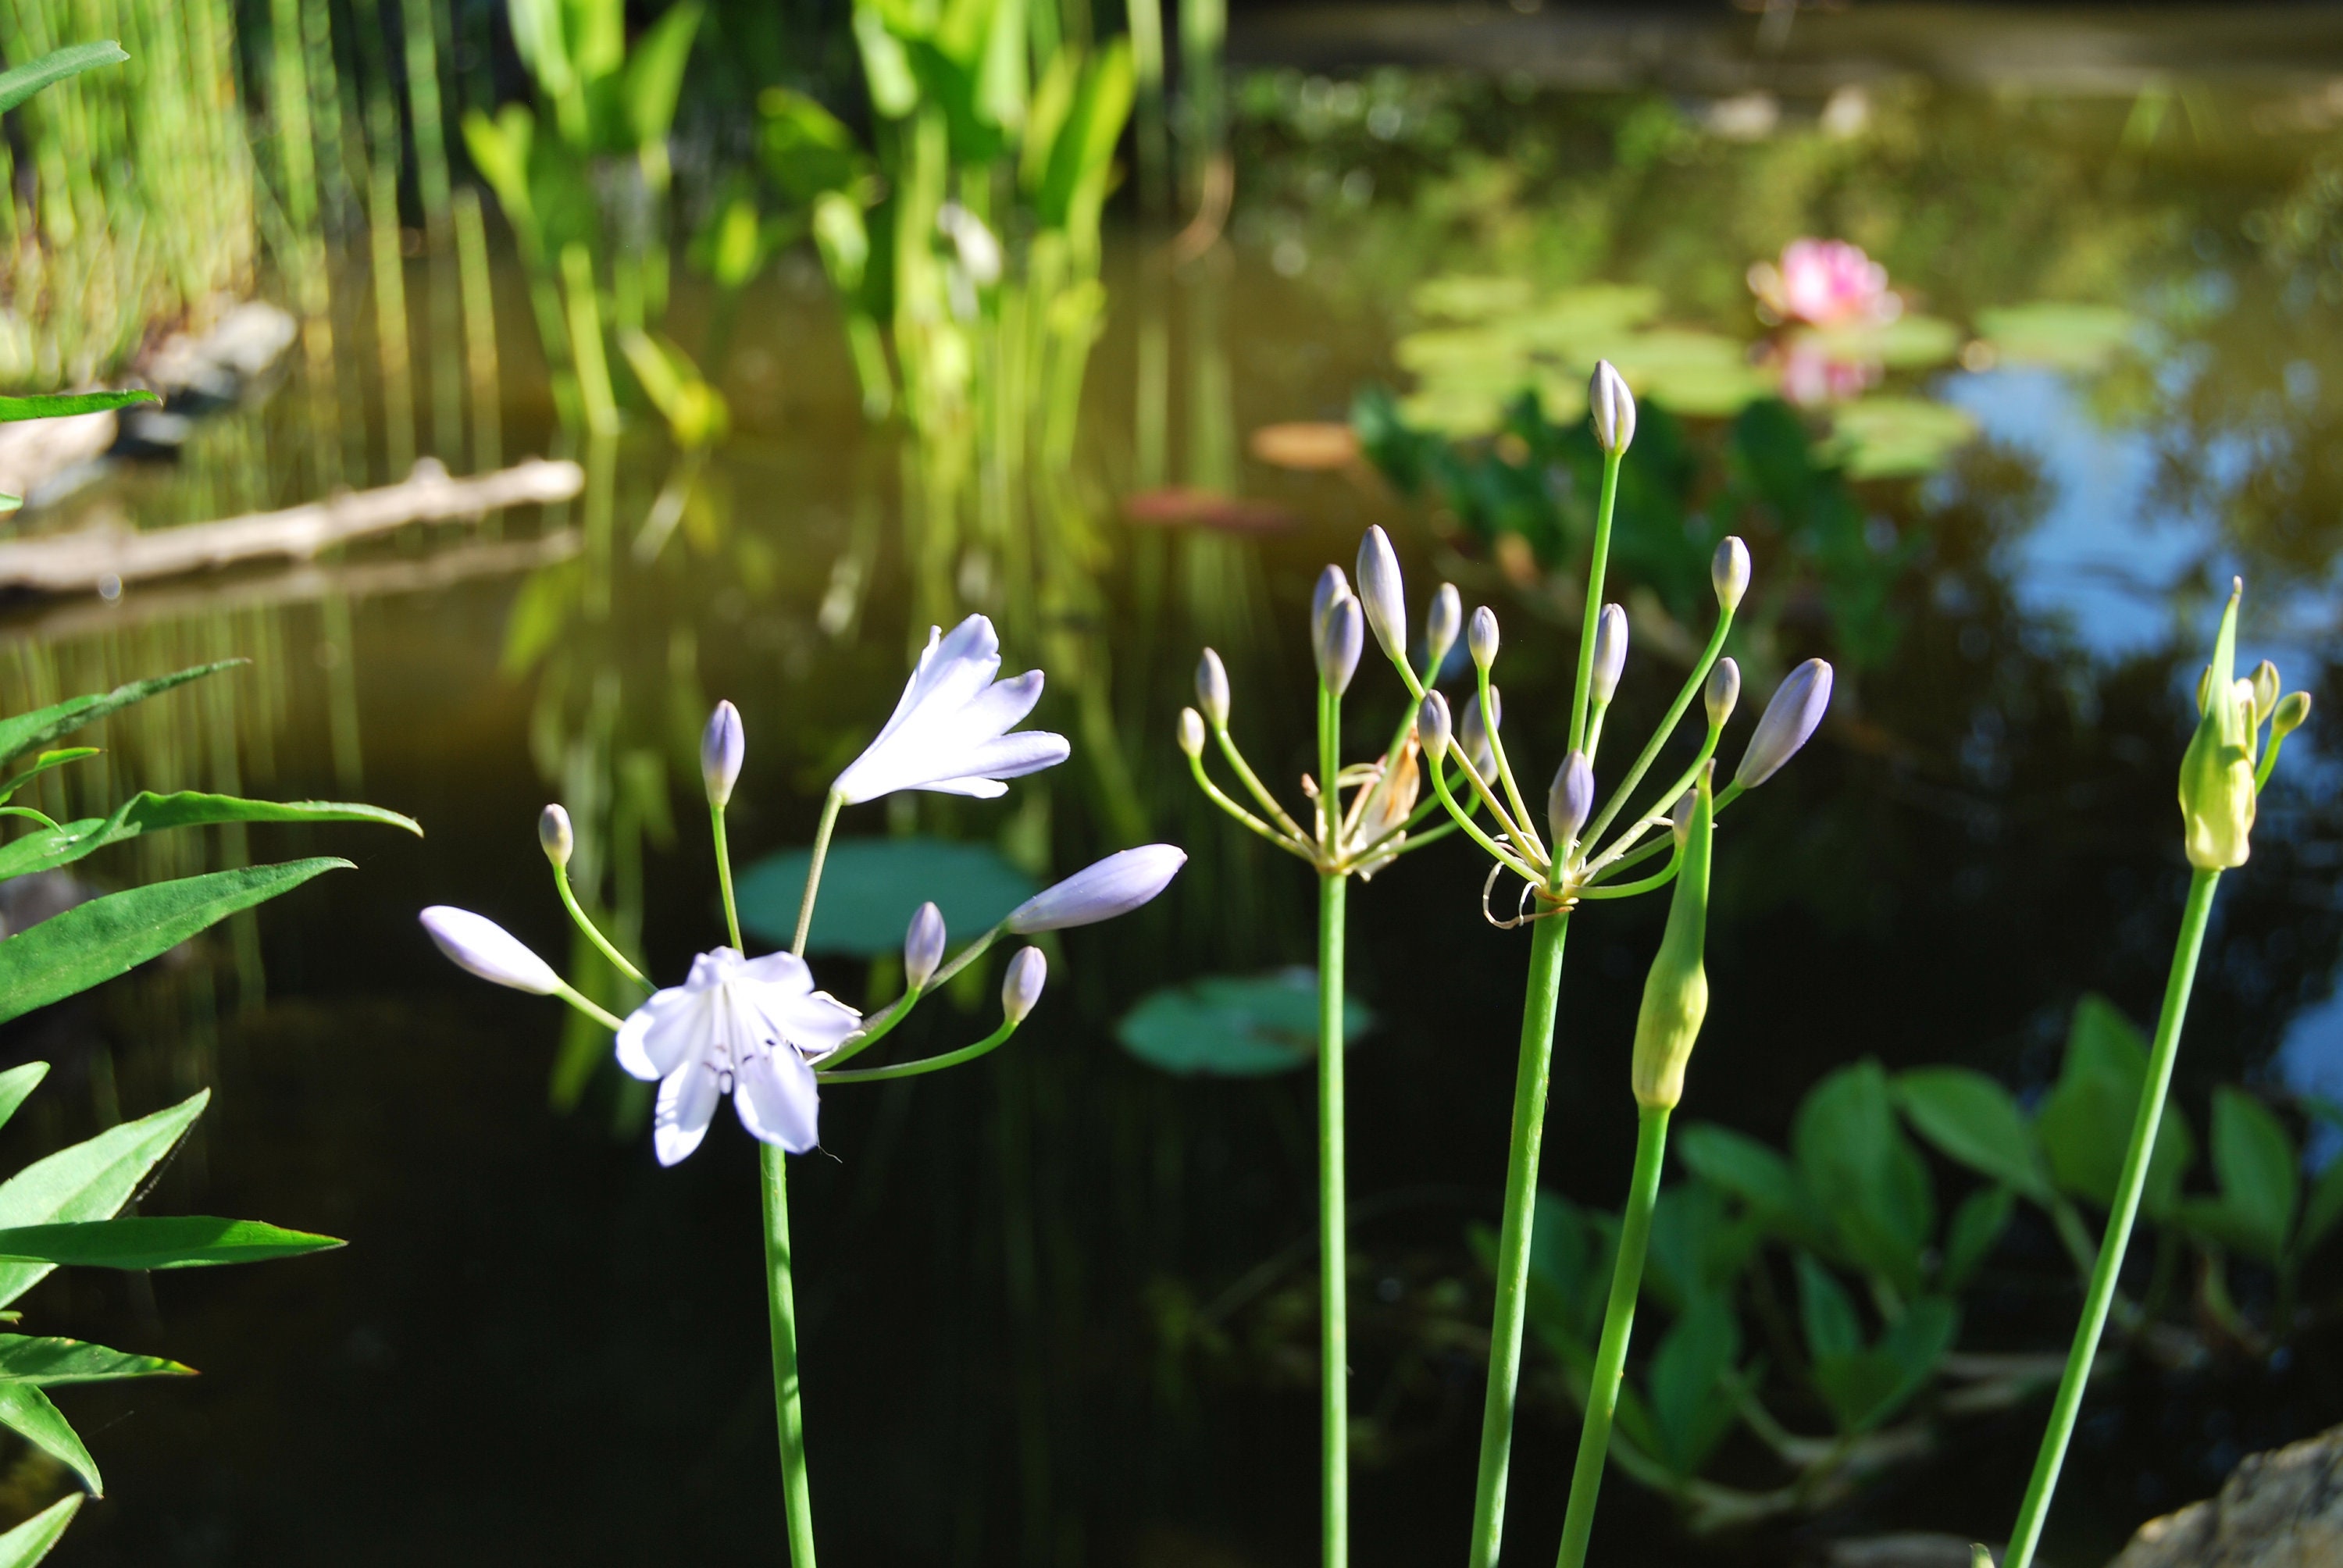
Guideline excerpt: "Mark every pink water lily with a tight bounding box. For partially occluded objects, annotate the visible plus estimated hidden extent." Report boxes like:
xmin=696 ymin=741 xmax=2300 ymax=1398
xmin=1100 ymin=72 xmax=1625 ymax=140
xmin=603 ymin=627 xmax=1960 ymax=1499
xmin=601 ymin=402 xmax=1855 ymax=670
xmin=1749 ymin=239 xmax=1901 ymax=328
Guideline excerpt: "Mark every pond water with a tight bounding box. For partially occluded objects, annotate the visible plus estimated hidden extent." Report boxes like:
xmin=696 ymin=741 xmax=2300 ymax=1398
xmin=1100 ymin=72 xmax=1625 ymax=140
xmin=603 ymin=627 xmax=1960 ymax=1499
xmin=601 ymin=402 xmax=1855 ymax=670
xmin=9 ymin=23 xmax=2343 ymax=1568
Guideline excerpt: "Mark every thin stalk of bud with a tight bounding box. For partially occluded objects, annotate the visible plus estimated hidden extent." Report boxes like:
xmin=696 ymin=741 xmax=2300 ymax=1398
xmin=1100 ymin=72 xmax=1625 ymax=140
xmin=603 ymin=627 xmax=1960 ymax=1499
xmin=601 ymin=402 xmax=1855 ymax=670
xmin=540 ymin=803 xmax=647 ymax=986
xmin=2259 ymin=690 xmax=2312 ymax=792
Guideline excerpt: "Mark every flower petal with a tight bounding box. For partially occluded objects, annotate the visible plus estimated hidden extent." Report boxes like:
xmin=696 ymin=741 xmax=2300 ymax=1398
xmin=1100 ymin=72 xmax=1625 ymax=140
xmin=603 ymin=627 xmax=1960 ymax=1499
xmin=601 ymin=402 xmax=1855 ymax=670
xmin=776 ymin=989 xmax=862 ymax=1059
xmin=1006 ymin=845 xmax=1187 ymax=932
xmin=735 ymin=950 xmax=816 ymax=996
xmin=653 ymin=1064 xmax=721 ymax=1165
xmin=932 ymin=729 xmax=1070 ymax=785
xmin=615 ymin=986 xmax=704 ymax=1081
xmin=735 ymin=1049 xmax=821 ymax=1154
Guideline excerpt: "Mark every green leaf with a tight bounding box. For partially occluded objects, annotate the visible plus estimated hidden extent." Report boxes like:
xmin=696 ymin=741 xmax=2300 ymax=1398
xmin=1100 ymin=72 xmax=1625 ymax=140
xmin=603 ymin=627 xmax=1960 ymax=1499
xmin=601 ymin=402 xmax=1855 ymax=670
xmin=1895 ymin=1067 xmax=2054 ymax=1203
xmin=1674 ymin=1123 xmax=1824 ymax=1249
xmin=0 ymin=661 xmax=243 ymax=771
xmin=0 ymin=751 xmax=99 ymax=808
xmin=0 ymin=1217 xmax=341 ymax=1271
xmin=0 ymin=390 xmax=156 ymax=426
xmin=853 ymin=5 xmax=920 ymax=118
xmin=737 ymin=837 xmax=1037 ymax=957
xmin=0 ymin=1090 xmax=207 ymax=1308
xmin=0 ymin=1383 xmax=97 ymax=1493
xmin=620 ymin=0 xmax=701 ymax=147
xmin=1036 ymin=44 xmax=1134 ymax=231
xmin=1644 ymin=1180 xmax=1760 ymax=1313
xmin=2299 ymin=1156 xmax=2343 ymax=1259
xmin=1796 ymin=1253 xmax=1861 ymax=1362
xmin=1976 ymin=302 xmax=2140 ymax=372
xmin=0 ymin=859 xmax=350 ymax=1023
xmin=1796 ymin=1060 xmax=1935 ymax=1292
xmin=0 ymin=41 xmax=127 ymax=114
xmin=1940 ymin=1185 xmax=2013 ymax=1291
xmin=1115 ymin=970 xmax=1373 ymax=1077
xmin=0 ymin=1065 xmax=46 ymax=1138
xmin=2039 ymin=995 xmax=2195 ymax=1216
xmin=0 ymin=1335 xmax=189 ymax=1384
xmin=1870 ymin=1295 xmax=1960 ymax=1424
xmin=0 ymin=1493 xmax=81 ymax=1566
xmin=2196 ymin=1088 xmax=2298 ymax=1264
xmin=1646 ymin=1292 xmax=1742 ymax=1476
xmin=0 ymin=792 xmax=417 ymax=884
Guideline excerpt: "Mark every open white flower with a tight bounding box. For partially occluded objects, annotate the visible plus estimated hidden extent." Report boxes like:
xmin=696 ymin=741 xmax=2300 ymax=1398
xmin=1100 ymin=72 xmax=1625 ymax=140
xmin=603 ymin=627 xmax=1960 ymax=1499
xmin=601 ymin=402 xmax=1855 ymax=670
xmin=615 ymin=948 xmax=861 ymax=1164
xmin=831 ymin=615 xmax=1069 ymax=804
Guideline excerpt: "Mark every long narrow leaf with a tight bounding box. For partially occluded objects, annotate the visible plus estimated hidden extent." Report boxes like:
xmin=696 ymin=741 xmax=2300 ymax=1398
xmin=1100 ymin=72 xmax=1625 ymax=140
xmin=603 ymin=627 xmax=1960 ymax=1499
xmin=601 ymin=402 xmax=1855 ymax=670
xmin=0 ymin=1335 xmax=190 ymax=1385
xmin=0 ymin=1384 xmax=98 ymax=1494
xmin=0 ymin=41 xmax=127 ymax=114
xmin=0 ymin=1217 xmax=342 ymax=1271
xmin=0 ymin=751 xmax=98 ymax=808
xmin=0 ymin=859 xmax=351 ymax=1023
xmin=0 ymin=662 xmax=244 ymax=770
xmin=0 ymin=793 xmax=419 ymax=884
xmin=0 ymin=391 xmax=156 ymax=426
xmin=0 ymin=1066 xmax=45 ymax=1137
xmin=0 ymin=1091 xmax=206 ymax=1308
xmin=0 ymin=1494 xmax=80 ymax=1566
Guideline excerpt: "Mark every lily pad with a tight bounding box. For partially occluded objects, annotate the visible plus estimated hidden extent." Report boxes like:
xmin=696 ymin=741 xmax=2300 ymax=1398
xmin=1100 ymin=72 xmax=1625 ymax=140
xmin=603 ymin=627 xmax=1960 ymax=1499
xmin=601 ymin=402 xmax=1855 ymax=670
xmin=1393 ymin=328 xmax=1528 ymax=376
xmin=1795 ymin=314 xmax=1963 ymax=369
xmin=736 ymin=837 xmax=1038 ymax=957
xmin=1821 ymin=397 xmax=1981 ymax=480
xmin=1513 ymin=283 xmax=1664 ymax=347
xmin=1410 ymin=275 xmax=1535 ymax=322
xmin=1398 ymin=387 xmax=1510 ymax=439
xmin=1975 ymin=303 xmax=2140 ymax=371
xmin=1116 ymin=968 xmax=1374 ymax=1077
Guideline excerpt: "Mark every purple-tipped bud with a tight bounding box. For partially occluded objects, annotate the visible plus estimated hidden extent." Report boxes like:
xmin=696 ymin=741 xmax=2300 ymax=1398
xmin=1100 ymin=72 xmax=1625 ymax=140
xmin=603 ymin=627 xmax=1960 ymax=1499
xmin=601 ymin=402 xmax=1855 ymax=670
xmin=1712 ymin=537 xmax=1750 ymax=613
xmin=1311 ymin=565 xmax=1350 ymax=647
xmin=1704 ymin=657 xmax=1741 ymax=729
xmin=1735 ymin=659 xmax=1833 ymax=789
xmin=1590 ymin=360 xmax=1637 ymax=454
xmin=419 ymin=907 xmax=562 ymax=996
xmin=1002 ymin=946 xmax=1048 ymax=1023
xmin=1317 ymin=594 xmax=1364 ymax=697
xmin=1177 ymin=707 xmax=1207 ymax=759
xmin=1426 ymin=583 xmax=1463 ymax=673
xmin=1356 ymin=526 xmax=1407 ymax=661
xmin=701 ymin=700 xmax=744 ymax=808
xmin=1460 ymin=687 xmax=1500 ymax=775
xmin=904 ymin=901 xmax=946 ymax=990
xmin=1591 ymin=604 xmax=1628 ymax=704
xmin=1417 ymin=691 xmax=1453 ymax=762
xmin=1549 ymin=750 xmax=1595 ymax=845
xmin=539 ymin=804 xmax=573 ymax=868
xmin=1468 ymin=606 xmax=1500 ymax=671
xmin=1006 ymin=845 xmax=1187 ymax=932
xmin=1196 ymin=648 xmax=1230 ymax=727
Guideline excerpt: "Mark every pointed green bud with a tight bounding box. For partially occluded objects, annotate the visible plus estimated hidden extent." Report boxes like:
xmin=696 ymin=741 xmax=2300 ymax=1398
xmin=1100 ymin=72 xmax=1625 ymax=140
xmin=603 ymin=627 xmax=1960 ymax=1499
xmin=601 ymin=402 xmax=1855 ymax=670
xmin=1632 ymin=763 xmax=1714 ymax=1110
xmin=2178 ymin=580 xmax=2256 ymax=871
xmin=1178 ymin=707 xmax=1207 ymax=760
xmin=1196 ymin=648 xmax=1230 ymax=727
xmin=2273 ymin=690 xmax=2313 ymax=741
xmin=2251 ymin=660 xmax=2281 ymax=725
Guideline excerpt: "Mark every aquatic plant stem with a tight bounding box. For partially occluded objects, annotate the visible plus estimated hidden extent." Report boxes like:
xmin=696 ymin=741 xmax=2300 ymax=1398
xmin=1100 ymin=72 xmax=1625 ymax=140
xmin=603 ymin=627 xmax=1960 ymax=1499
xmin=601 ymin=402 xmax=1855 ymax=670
xmin=1320 ymin=868 xmax=1350 ymax=1568
xmin=1466 ymin=912 xmax=1571 ymax=1568
xmin=791 ymin=793 xmax=844 ymax=957
xmin=1557 ymin=1102 xmax=1671 ymax=1568
xmin=712 ymin=806 xmax=744 ymax=953
xmin=2002 ymin=866 xmax=2222 ymax=1568
xmin=761 ymin=1143 xmax=818 ymax=1567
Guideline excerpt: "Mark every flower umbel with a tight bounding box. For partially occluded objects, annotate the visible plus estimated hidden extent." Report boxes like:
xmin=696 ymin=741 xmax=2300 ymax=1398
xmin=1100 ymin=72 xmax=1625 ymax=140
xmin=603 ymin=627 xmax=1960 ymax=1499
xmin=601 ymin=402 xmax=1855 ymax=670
xmin=832 ymin=615 xmax=1070 ymax=804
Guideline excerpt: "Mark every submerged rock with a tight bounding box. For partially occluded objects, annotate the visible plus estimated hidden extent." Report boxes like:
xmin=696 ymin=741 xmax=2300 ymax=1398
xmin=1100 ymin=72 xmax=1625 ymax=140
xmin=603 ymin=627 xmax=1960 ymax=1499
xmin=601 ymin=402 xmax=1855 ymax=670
xmin=2111 ymin=1422 xmax=2343 ymax=1567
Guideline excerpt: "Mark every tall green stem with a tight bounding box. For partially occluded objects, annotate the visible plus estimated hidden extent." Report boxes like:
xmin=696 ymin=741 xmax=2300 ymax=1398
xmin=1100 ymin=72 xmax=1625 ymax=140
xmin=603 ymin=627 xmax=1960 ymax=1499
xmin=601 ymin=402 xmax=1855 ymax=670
xmin=761 ymin=1142 xmax=818 ymax=1567
xmin=1466 ymin=912 xmax=1571 ymax=1568
xmin=1319 ymin=869 xmax=1349 ymax=1568
xmin=712 ymin=807 xmax=744 ymax=952
xmin=1557 ymin=1103 xmax=1671 ymax=1568
xmin=1567 ymin=452 xmax=1623 ymax=761
xmin=2003 ymin=868 xmax=2222 ymax=1568
xmin=792 ymin=793 xmax=844 ymax=957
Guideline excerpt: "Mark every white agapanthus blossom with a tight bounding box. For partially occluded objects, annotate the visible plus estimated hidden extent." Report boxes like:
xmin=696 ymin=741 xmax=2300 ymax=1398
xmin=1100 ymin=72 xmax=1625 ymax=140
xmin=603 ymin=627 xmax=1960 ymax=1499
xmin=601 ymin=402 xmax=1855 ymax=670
xmin=831 ymin=615 xmax=1070 ymax=804
xmin=615 ymin=948 xmax=862 ymax=1164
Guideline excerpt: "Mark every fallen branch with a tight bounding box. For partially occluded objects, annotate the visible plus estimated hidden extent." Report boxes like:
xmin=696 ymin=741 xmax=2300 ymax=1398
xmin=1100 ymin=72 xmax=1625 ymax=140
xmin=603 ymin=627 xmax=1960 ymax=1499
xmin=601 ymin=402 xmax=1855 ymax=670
xmin=0 ymin=457 xmax=583 ymax=596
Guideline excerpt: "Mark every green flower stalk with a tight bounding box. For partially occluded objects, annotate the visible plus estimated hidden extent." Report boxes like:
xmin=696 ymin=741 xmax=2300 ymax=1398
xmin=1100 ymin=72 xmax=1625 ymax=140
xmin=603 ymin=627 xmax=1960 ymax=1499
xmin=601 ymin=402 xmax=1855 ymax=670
xmin=1999 ymin=580 xmax=2302 ymax=1568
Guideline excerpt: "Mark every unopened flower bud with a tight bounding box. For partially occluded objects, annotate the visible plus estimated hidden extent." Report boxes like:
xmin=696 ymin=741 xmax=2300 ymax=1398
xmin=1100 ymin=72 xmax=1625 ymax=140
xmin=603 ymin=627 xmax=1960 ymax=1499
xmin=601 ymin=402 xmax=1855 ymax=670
xmin=1426 ymin=583 xmax=1463 ymax=674
xmin=1196 ymin=648 xmax=1230 ymax=727
xmin=1735 ymin=659 xmax=1833 ymax=789
xmin=1317 ymin=593 xmax=1364 ymax=697
xmin=1672 ymin=784 xmax=1698 ymax=848
xmin=2251 ymin=660 xmax=2281 ymax=725
xmin=1311 ymin=565 xmax=1350 ymax=647
xmin=1549 ymin=750 xmax=1594 ymax=846
xmin=539 ymin=804 xmax=574 ymax=868
xmin=1590 ymin=604 xmax=1628 ymax=704
xmin=1632 ymin=766 xmax=1714 ymax=1110
xmin=1590 ymin=360 xmax=1637 ymax=454
xmin=1417 ymin=691 xmax=1453 ymax=762
xmin=2273 ymin=690 xmax=2313 ymax=740
xmin=1704 ymin=657 xmax=1741 ymax=729
xmin=1460 ymin=687 xmax=1501 ymax=775
xmin=1007 ymin=845 xmax=1187 ymax=932
xmin=1001 ymin=946 xmax=1047 ymax=1023
xmin=1178 ymin=707 xmax=1207 ymax=759
xmin=1712 ymin=536 xmax=1750 ymax=613
xmin=904 ymin=901 xmax=946 ymax=990
xmin=2179 ymin=582 xmax=2256 ymax=871
xmin=701 ymin=700 xmax=744 ymax=808
xmin=1355 ymin=526 xmax=1407 ymax=663
xmin=419 ymin=907 xmax=563 ymax=996
xmin=1469 ymin=606 xmax=1500 ymax=672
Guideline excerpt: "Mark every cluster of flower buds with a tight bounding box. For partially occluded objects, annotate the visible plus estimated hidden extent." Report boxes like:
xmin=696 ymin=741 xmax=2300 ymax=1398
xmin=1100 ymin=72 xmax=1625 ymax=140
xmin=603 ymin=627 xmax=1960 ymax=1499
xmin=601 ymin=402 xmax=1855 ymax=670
xmin=2179 ymin=580 xmax=2310 ymax=871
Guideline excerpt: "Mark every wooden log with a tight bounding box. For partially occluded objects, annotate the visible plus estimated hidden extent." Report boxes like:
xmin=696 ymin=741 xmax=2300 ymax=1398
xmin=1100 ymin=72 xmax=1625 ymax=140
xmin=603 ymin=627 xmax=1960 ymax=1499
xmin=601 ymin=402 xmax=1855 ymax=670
xmin=0 ymin=457 xmax=583 ymax=596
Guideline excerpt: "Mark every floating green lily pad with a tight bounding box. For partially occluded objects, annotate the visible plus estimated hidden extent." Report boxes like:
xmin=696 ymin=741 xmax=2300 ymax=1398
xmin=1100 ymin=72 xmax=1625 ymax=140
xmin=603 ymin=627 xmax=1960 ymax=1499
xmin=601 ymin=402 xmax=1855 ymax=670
xmin=737 ymin=837 xmax=1039 ymax=957
xmin=1410 ymin=274 xmax=1535 ymax=322
xmin=1116 ymin=968 xmax=1374 ymax=1077
xmin=1398 ymin=387 xmax=1510 ymax=438
xmin=1796 ymin=314 xmax=1963 ymax=369
xmin=1975 ymin=303 xmax=2139 ymax=371
xmin=1821 ymin=397 xmax=1981 ymax=480
xmin=1393 ymin=328 xmax=1528 ymax=376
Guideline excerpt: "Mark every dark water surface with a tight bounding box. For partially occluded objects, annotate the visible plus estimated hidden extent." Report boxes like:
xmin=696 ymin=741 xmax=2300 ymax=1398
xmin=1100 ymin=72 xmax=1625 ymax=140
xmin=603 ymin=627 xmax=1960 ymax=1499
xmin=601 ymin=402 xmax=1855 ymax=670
xmin=8 ymin=37 xmax=2343 ymax=1568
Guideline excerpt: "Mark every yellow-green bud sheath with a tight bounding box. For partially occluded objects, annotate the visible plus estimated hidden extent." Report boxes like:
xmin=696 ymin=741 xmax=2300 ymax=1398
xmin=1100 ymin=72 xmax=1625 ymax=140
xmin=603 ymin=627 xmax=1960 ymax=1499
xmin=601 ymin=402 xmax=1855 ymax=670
xmin=2178 ymin=581 xmax=2256 ymax=871
xmin=1630 ymin=763 xmax=1714 ymax=1111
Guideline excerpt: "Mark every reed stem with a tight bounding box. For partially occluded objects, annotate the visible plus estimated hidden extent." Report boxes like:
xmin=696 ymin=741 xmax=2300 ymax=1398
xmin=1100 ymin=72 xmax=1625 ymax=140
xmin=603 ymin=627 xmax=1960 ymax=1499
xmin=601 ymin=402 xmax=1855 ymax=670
xmin=1319 ymin=868 xmax=1350 ymax=1568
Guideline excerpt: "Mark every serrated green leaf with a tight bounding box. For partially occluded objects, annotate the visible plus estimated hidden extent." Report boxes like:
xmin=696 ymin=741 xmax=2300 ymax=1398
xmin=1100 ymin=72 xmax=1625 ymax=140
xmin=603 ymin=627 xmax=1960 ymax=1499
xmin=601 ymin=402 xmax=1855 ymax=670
xmin=0 ymin=1217 xmax=342 ymax=1271
xmin=0 ymin=1091 xmax=206 ymax=1308
xmin=0 ymin=1384 xmax=96 ymax=1493
xmin=0 ymin=41 xmax=127 ymax=114
xmin=1895 ymin=1067 xmax=2053 ymax=1203
xmin=0 ymin=391 xmax=156 ymax=426
xmin=0 ymin=1335 xmax=189 ymax=1384
xmin=0 ymin=662 xmax=243 ymax=770
xmin=0 ymin=1492 xmax=80 ymax=1565
xmin=0 ymin=793 xmax=417 ymax=884
xmin=0 ymin=859 xmax=351 ymax=1023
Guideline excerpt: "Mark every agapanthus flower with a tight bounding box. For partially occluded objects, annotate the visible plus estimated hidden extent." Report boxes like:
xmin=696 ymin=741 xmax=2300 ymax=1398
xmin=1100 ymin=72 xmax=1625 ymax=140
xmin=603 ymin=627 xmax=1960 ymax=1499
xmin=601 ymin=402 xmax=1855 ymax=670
xmin=615 ymin=948 xmax=861 ymax=1164
xmin=831 ymin=615 xmax=1070 ymax=804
